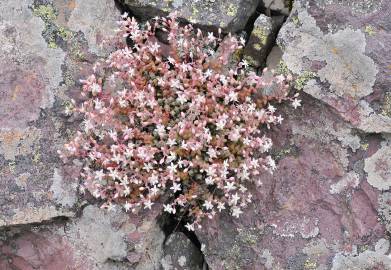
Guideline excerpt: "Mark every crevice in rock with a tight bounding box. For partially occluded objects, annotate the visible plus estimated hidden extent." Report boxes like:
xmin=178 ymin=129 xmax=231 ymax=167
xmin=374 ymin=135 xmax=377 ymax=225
xmin=158 ymin=213 xmax=209 ymax=270
xmin=0 ymin=216 xmax=69 ymax=234
xmin=114 ymin=0 xmax=137 ymax=18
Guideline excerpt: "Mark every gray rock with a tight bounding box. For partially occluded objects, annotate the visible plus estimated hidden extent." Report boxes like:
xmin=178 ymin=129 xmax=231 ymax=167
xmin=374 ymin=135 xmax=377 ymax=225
xmin=266 ymin=45 xmax=283 ymax=70
xmin=119 ymin=0 xmax=258 ymax=33
xmin=364 ymin=138 xmax=391 ymax=190
xmin=262 ymin=0 xmax=290 ymax=15
xmin=0 ymin=0 xmax=76 ymax=227
xmin=161 ymin=232 xmax=203 ymax=270
xmin=243 ymin=15 xmax=284 ymax=69
xmin=277 ymin=0 xmax=391 ymax=133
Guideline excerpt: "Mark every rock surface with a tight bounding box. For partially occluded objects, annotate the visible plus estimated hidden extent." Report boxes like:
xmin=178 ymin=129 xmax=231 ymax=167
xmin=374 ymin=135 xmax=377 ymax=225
xmin=119 ymin=0 xmax=259 ymax=33
xmin=278 ymin=0 xmax=391 ymax=133
xmin=243 ymin=14 xmax=284 ymax=69
xmin=161 ymin=232 xmax=204 ymax=270
xmin=196 ymin=97 xmax=388 ymax=269
xmin=1 ymin=0 xmax=391 ymax=270
xmin=261 ymin=0 xmax=290 ymax=15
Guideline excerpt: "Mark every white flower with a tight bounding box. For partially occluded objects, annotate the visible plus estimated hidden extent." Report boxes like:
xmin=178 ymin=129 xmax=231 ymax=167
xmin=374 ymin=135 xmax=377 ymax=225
xmin=228 ymin=128 xmax=241 ymax=141
xmin=112 ymin=154 xmax=122 ymax=164
xmin=276 ymin=115 xmax=284 ymax=124
xmin=207 ymin=32 xmax=216 ymax=42
xmin=206 ymin=166 xmax=216 ymax=177
xmin=239 ymin=36 xmax=246 ymax=46
xmin=119 ymin=98 xmax=128 ymax=108
xmin=266 ymin=156 xmax=277 ymax=171
xmin=90 ymin=83 xmax=101 ymax=95
xmin=95 ymin=169 xmax=105 ymax=181
xmin=148 ymin=173 xmax=159 ymax=185
xmin=178 ymin=256 xmax=187 ymax=267
xmin=123 ymin=186 xmax=130 ymax=196
xmin=203 ymin=200 xmax=213 ymax=210
xmin=94 ymin=99 xmax=104 ymax=110
xmin=205 ymin=176 xmax=214 ymax=185
xmin=164 ymin=204 xmax=175 ymax=214
xmin=144 ymin=200 xmax=154 ymax=209
xmin=167 ymin=138 xmax=177 ymax=147
xmin=204 ymin=69 xmax=212 ymax=78
xmin=150 ymin=185 xmax=159 ymax=196
xmin=156 ymin=124 xmax=166 ymax=136
xmin=239 ymin=185 xmax=247 ymax=193
xmin=150 ymin=42 xmax=160 ymax=53
xmin=200 ymin=243 xmax=206 ymax=252
xmin=170 ymin=182 xmax=181 ymax=193
xmin=143 ymin=162 xmax=153 ymax=172
xmin=109 ymin=169 xmax=120 ymax=180
xmin=167 ymin=56 xmax=175 ymax=64
xmin=167 ymin=163 xmax=178 ymax=175
xmin=219 ymin=75 xmax=228 ymax=85
xmin=292 ymin=98 xmax=302 ymax=109
xmin=207 ymin=147 xmax=217 ymax=159
xmin=243 ymin=137 xmax=251 ymax=146
xmin=170 ymin=79 xmax=181 ymax=89
xmin=124 ymin=202 xmax=132 ymax=212
xmin=167 ymin=151 xmax=177 ymax=163
xmin=224 ymin=181 xmax=236 ymax=191
xmin=230 ymin=193 xmax=240 ymax=205
xmin=177 ymin=92 xmax=187 ymax=104
xmin=157 ymin=77 xmax=165 ymax=86
xmin=232 ymin=206 xmax=243 ymax=218
xmin=83 ymin=119 xmax=94 ymax=132
xmin=267 ymin=104 xmax=276 ymax=113
xmin=217 ymin=202 xmax=226 ymax=212
xmin=121 ymin=12 xmax=129 ymax=18
xmin=207 ymin=49 xmax=215 ymax=56
xmin=185 ymin=222 xmax=195 ymax=231
xmin=240 ymin=60 xmax=249 ymax=69
xmin=108 ymin=130 xmax=118 ymax=141
xmin=228 ymin=91 xmax=238 ymax=103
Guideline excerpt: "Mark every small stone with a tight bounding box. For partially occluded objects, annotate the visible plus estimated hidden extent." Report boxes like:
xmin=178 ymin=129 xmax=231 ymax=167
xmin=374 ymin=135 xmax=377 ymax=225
xmin=262 ymin=0 xmax=290 ymax=15
xmin=243 ymin=15 xmax=284 ymax=69
xmin=162 ymin=232 xmax=203 ymax=269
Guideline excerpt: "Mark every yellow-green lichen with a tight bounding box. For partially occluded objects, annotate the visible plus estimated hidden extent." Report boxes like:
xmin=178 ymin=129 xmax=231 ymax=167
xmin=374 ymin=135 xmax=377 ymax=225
xmin=231 ymin=48 xmax=243 ymax=62
xmin=57 ymin=26 xmax=73 ymax=40
xmin=276 ymin=60 xmax=290 ymax=76
xmin=243 ymin=55 xmax=257 ymax=66
xmin=48 ymin=40 xmax=58 ymax=49
xmin=237 ymin=228 xmax=258 ymax=245
xmin=361 ymin=143 xmax=369 ymax=151
xmin=358 ymin=244 xmax=369 ymax=253
xmin=364 ymin=25 xmax=376 ymax=36
xmin=70 ymin=44 xmax=86 ymax=61
xmin=32 ymin=4 xmax=57 ymax=21
xmin=252 ymin=27 xmax=268 ymax=45
xmin=8 ymin=161 xmax=16 ymax=173
xmin=295 ymin=71 xmax=316 ymax=90
xmin=381 ymin=92 xmax=391 ymax=117
xmin=304 ymin=259 xmax=317 ymax=270
xmin=227 ymin=4 xmax=238 ymax=17
xmin=32 ymin=150 xmax=41 ymax=163
xmin=292 ymin=15 xmax=300 ymax=26
xmin=253 ymin=43 xmax=262 ymax=50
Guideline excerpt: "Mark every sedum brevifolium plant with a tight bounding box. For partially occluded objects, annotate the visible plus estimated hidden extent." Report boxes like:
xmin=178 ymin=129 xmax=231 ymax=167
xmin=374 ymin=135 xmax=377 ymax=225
xmin=60 ymin=13 xmax=301 ymax=231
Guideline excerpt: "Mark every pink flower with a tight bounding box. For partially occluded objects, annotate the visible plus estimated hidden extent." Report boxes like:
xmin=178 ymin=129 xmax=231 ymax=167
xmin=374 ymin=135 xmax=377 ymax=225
xmin=61 ymin=12 xmax=297 ymax=230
